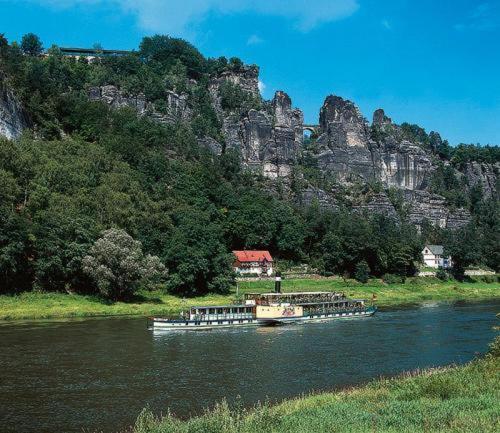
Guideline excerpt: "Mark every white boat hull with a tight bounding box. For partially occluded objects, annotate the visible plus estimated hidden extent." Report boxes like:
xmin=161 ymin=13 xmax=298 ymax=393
xmin=151 ymin=318 xmax=271 ymax=330
xmin=269 ymin=308 xmax=376 ymax=325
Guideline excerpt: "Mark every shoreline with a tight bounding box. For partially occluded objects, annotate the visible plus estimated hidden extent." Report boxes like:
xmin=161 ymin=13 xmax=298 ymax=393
xmin=1 ymin=277 xmax=498 ymax=322
xmin=132 ymin=347 xmax=500 ymax=433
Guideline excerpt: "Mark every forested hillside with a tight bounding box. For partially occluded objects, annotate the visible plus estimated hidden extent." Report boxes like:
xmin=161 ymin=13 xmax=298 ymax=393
xmin=0 ymin=33 xmax=498 ymax=298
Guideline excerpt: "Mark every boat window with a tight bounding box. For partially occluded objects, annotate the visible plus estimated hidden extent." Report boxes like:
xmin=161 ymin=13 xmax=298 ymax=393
xmin=209 ymin=308 xmax=215 ymax=314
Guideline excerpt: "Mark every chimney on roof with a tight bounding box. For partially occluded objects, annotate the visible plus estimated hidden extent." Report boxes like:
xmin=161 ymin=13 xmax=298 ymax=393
xmin=275 ymin=272 xmax=281 ymax=293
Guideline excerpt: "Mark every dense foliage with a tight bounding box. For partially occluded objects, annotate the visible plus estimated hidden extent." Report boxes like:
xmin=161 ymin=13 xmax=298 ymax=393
xmin=0 ymin=33 xmax=498 ymax=298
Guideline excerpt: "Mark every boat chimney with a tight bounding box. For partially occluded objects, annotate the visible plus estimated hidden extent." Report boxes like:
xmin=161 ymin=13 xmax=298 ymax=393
xmin=275 ymin=272 xmax=282 ymax=293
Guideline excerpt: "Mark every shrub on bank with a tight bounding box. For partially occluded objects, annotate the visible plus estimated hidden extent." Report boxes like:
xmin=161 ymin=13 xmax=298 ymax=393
xmin=354 ymin=261 xmax=370 ymax=283
xmin=479 ymin=275 xmax=498 ymax=284
xmin=436 ymin=268 xmax=450 ymax=281
xmin=382 ymin=273 xmax=405 ymax=284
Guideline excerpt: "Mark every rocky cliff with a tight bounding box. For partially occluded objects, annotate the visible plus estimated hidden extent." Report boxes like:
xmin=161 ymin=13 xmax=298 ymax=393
xmin=2 ymin=62 xmax=495 ymax=230
xmin=462 ymin=161 xmax=499 ymax=198
xmin=207 ymin=66 xmax=304 ymax=178
xmin=80 ymin=69 xmax=498 ymax=229
xmin=88 ymin=85 xmax=192 ymax=124
xmin=0 ymin=73 xmax=29 ymax=140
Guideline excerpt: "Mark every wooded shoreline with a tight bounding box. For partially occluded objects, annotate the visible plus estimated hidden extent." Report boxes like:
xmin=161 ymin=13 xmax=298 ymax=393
xmin=1 ymin=277 xmax=498 ymax=321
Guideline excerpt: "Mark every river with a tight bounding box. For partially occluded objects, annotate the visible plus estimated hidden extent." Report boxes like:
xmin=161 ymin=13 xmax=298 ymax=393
xmin=0 ymin=300 xmax=498 ymax=433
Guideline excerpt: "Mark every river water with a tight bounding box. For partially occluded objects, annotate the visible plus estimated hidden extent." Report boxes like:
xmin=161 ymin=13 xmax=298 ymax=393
xmin=0 ymin=301 xmax=498 ymax=433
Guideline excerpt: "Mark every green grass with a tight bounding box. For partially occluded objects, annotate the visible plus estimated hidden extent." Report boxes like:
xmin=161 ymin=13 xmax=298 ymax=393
xmin=0 ymin=276 xmax=498 ymax=321
xmin=132 ymin=347 xmax=500 ymax=433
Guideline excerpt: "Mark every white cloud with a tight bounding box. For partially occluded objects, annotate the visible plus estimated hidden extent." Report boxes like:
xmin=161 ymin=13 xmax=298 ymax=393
xmin=454 ymin=2 xmax=499 ymax=31
xmin=258 ymin=80 xmax=266 ymax=94
xmin=33 ymin=0 xmax=360 ymax=36
xmin=247 ymin=34 xmax=264 ymax=46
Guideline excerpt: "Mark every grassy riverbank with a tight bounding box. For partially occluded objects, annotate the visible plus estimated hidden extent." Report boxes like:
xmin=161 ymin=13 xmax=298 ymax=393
xmin=132 ymin=341 xmax=500 ymax=433
xmin=0 ymin=277 xmax=498 ymax=321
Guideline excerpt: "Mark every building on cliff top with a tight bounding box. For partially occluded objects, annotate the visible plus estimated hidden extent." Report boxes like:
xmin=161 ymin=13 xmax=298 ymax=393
xmin=53 ymin=47 xmax=131 ymax=61
xmin=233 ymin=250 xmax=273 ymax=276
xmin=422 ymin=245 xmax=452 ymax=269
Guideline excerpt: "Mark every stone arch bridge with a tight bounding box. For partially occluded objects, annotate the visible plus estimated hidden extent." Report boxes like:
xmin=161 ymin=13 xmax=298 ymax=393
xmin=303 ymin=124 xmax=320 ymax=135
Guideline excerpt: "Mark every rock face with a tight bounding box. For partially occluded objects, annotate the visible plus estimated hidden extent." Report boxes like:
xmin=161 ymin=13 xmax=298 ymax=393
xmin=319 ymin=95 xmax=371 ymax=148
xmin=88 ymin=85 xmax=192 ymax=124
xmin=208 ymin=66 xmax=304 ymax=179
xmin=404 ymin=190 xmax=470 ymax=229
xmin=0 ymin=74 xmax=29 ymax=140
xmin=209 ymin=66 xmax=260 ymax=115
xmin=372 ymin=108 xmax=392 ymax=126
xmin=374 ymin=109 xmax=433 ymax=190
xmin=222 ymin=91 xmax=303 ymax=178
xmin=463 ymin=161 xmax=499 ymax=198
xmin=354 ymin=192 xmax=399 ymax=219
xmin=314 ymin=95 xmax=376 ymax=183
xmin=311 ymin=98 xmax=434 ymax=191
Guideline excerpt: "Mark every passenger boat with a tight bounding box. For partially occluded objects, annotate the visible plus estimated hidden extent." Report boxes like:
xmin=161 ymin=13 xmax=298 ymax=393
xmin=151 ymin=276 xmax=377 ymax=330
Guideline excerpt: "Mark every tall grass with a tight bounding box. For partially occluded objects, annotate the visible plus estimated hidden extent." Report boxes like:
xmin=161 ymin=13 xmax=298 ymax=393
xmin=132 ymin=339 xmax=500 ymax=433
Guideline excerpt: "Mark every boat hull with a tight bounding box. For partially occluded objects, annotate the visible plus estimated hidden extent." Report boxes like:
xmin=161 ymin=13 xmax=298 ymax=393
xmin=151 ymin=317 xmax=272 ymax=330
xmin=268 ymin=307 xmax=377 ymax=325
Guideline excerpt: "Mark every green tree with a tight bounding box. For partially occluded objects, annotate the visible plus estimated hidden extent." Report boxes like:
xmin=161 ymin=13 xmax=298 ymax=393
xmin=0 ymin=209 xmax=32 ymax=292
xmin=354 ymin=260 xmax=370 ymax=283
xmin=444 ymin=224 xmax=481 ymax=280
xmin=139 ymin=35 xmax=206 ymax=78
xmin=163 ymin=210 xmax=234 ymax=296
xmin=21 ymin=33 xmax=43 ymax=56
xmin=83 ymin=228 xmax=166 ymax=300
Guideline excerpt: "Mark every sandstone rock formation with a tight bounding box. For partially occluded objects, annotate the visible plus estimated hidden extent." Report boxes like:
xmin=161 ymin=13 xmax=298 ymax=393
xmin=221 ymin=91 xmax=303 ymax=178
xmin=0 ymin=73 xmax=29 ymax=140
xmin=314 ymin=95 xmax=376 ymax=183
xmin=88 ymin=85 xmax=192 ymax=124
xmin=404 ymin=190 xmax=470 ymax=229
xmin=462 ymin=161 xmax=499 ymax=198
xmin=208 ymin=65 xmax=260 ymax=115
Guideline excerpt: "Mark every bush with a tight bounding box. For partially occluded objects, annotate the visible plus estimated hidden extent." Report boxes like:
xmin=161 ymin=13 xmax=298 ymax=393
xmin=219 ymin=81 xmax=261 ymax=112
xmin=236 ymin=273 xmax=261 ymax=278
xmin=436 ymin=268 xmax=449 ymax=281
xmin=354 ymin=261 xmax=370 ymax=284
xmin=479 ymin=275 xmax=497 ymax=284
xmin=382 ymin=273 xmax=405 ymax=284
xmin=487 ymin=336 xmax=500 ymax=358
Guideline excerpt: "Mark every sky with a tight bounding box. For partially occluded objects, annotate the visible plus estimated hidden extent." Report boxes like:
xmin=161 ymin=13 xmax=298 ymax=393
xmin=0 ymin=0 xmax=499 ymax=145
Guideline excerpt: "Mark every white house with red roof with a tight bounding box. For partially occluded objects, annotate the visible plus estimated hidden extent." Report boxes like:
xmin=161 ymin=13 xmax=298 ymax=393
xmin=233 ymin=250 xmax=274 ymax=276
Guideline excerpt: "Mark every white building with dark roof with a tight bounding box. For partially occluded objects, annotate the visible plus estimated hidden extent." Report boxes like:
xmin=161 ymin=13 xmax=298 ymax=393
xmin=422 ymin=245 xmax=452 ymax=269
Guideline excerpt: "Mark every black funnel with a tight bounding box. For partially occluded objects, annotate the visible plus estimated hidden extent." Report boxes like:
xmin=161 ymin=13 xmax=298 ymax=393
xmin=275 ymin=272 xmax=282 ymax=293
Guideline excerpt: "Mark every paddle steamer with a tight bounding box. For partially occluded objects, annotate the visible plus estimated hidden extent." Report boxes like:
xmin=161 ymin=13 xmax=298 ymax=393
xmin=151 ymin=275 xmax=376 ymax=330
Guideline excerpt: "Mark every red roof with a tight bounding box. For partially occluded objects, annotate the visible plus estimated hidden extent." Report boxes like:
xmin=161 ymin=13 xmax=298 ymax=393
xmin=233 ymin=250 xmax=273 ymax=262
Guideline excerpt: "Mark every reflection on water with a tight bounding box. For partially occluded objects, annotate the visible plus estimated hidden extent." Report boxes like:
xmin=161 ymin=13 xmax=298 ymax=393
xmin=0 ymin=301 xmax=498 ymax=433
